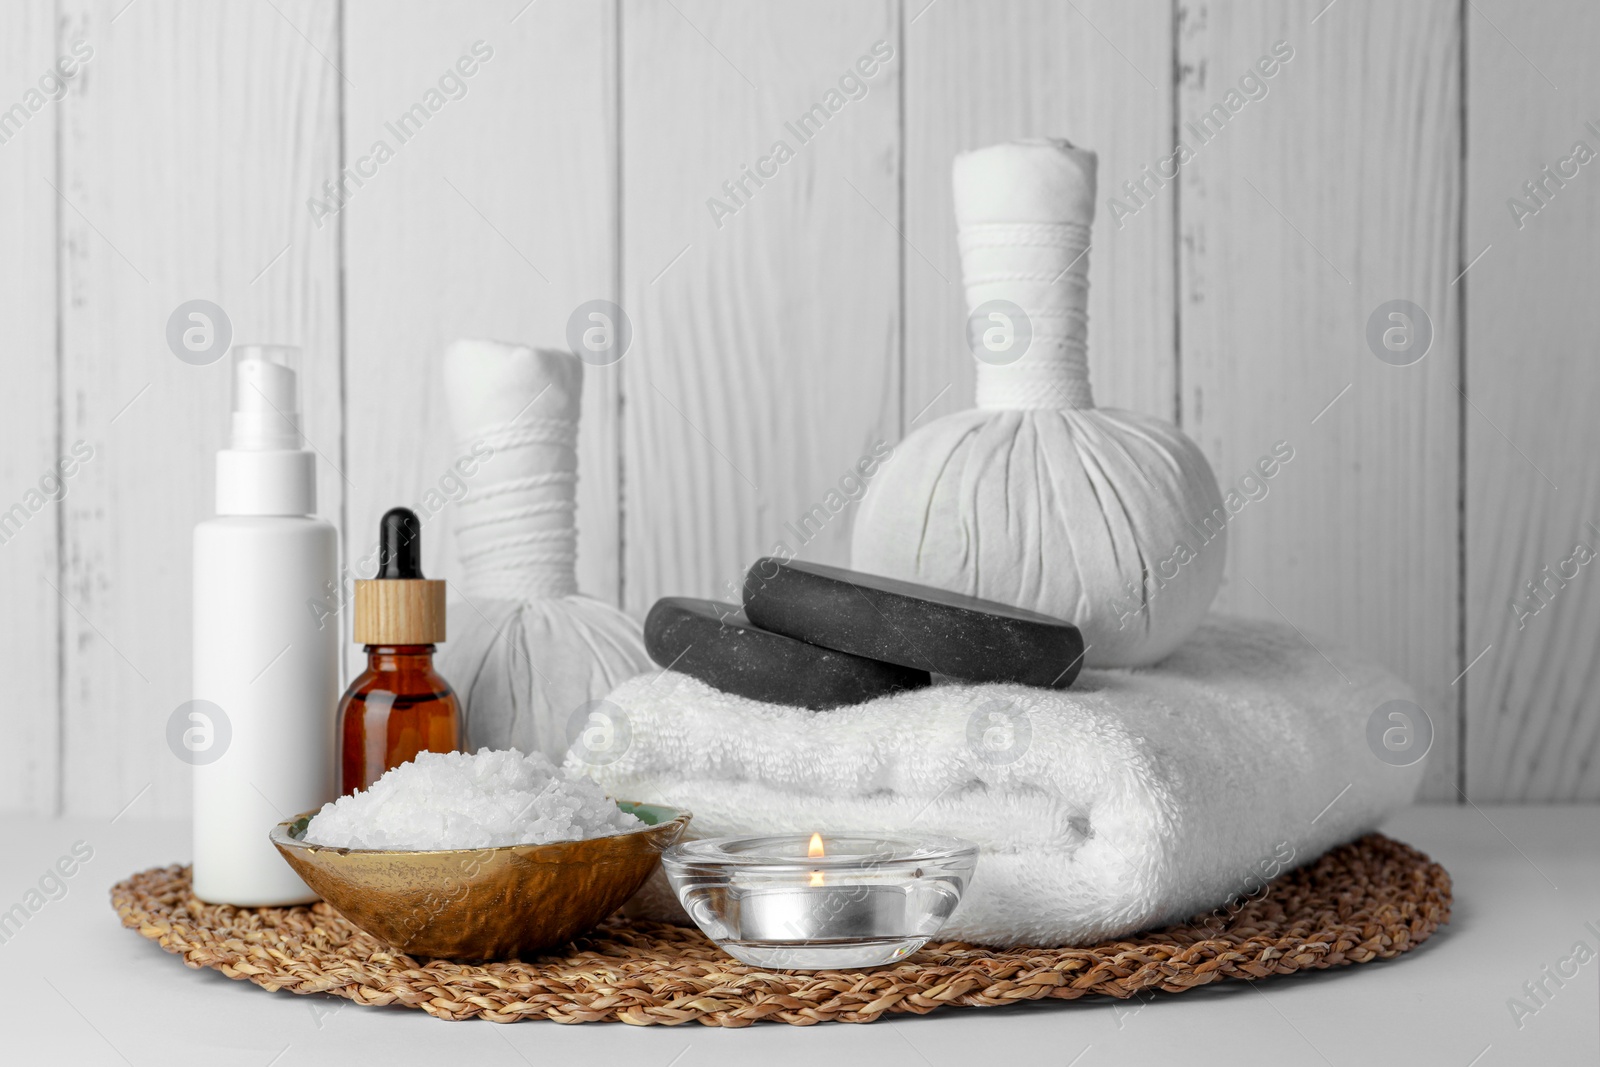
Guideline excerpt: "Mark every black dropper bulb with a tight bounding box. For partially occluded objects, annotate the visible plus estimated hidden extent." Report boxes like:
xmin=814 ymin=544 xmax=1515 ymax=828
xmin=377 ymin=507 xmax=424 ymax=579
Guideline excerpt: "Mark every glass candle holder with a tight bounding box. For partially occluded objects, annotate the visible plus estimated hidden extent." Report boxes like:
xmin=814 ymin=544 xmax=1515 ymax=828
xmin=661 ymin=832 xmax=978 ymax=970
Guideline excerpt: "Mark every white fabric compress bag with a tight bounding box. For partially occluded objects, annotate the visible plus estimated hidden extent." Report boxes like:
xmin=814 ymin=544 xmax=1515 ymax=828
xmin=439 ymin=341 xmax=651 ymax=762
xmin=853 ymin=139 xmax=1227 ymax=667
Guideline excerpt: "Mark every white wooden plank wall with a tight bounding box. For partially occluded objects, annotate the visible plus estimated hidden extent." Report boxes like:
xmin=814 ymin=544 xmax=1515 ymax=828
xmin=1 ymin=0 xmax=1594 ymax=815
xmin=620 ymin=0 xmax=901 ymax=617
xmin=343 ymin=0 xmax=619 ymax=604
xmin=0 ymin=1 xmax=61 ymax=812
xmin=1466 ymin=0 xmax=1600 ymax=800
xmin=57 ymin=0 xmax=343 ymax=819
xmin=1177 ymin=0 xmax=1463 ymax=799
xmin=905 ymin=0 xmax=1176 ymax=425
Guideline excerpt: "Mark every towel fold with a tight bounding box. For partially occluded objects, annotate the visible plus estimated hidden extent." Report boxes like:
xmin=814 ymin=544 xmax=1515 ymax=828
xmin=573 ymin=615 xmax=1425 ymax=948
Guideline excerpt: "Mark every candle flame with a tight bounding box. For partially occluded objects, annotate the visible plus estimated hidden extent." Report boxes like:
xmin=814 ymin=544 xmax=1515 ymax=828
xmin=808 ymin=832 xmax=825 ymax=886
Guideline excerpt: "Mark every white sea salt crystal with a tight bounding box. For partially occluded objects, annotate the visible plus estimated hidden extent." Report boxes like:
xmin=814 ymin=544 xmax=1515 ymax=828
xmin=302 ymin=748 xmax=642 ymax=850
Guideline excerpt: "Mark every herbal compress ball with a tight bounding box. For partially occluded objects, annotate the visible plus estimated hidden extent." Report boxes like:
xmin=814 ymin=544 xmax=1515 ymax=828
xmin=851 ymin=139 xmax=1226 ymax=668
xmin=438 ymin=341 xmax=652 ymax=759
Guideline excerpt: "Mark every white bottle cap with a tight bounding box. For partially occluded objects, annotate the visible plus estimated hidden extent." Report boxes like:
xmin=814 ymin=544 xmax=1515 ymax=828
xmin=217 ymin=345 xmax=317 ymax=516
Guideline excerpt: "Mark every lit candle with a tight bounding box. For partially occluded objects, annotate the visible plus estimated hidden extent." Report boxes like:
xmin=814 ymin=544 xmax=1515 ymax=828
xmin=663 ymin=831 xmax=979 ymax=970
xmin=731 ymin=832 xmax=909 ymax=941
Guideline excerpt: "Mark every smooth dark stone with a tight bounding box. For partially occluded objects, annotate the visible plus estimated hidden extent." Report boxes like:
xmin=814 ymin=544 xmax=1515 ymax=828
xmin=742 ymin=558 xmax=1086 ymax=688
xmin=643 ymin=597 xmax=931 ymax=710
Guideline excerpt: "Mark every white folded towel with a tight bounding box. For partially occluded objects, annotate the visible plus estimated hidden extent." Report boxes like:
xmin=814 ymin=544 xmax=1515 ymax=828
xmin=573 ymin=615 xmax=1426 ymax=948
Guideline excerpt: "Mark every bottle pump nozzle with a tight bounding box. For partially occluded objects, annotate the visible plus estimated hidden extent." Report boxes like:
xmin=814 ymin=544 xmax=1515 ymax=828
xmin=230 ymin=345 xmax=302 ymax=451
xmin=215 ymin=345 xmax=316 ymax=517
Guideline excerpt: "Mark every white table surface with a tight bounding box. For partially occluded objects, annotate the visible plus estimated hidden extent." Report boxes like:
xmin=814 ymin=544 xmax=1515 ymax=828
xmin=2 ymin=804 xmax=1596 ymax=1066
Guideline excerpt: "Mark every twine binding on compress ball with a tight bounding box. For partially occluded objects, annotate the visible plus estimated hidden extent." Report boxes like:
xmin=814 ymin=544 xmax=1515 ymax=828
xmin=473 ymin=416 xmax=580 ymax=451
xmin=113 ymin=833 xmax=1449 ymax=1027
xmin=959 ymin=220 xmax=1095 ymax=411
xmin=454 ymin=415 xmax=582 ymax=599
xmin=452 ymin=499 xmax=578 ymax=538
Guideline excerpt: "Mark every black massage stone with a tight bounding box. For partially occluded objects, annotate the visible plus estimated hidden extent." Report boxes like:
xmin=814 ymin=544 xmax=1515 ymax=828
xmin=742 ymin=558 xmax=1086 ymax=688
xmin=643 ymin=597 xmax=930 ymax=710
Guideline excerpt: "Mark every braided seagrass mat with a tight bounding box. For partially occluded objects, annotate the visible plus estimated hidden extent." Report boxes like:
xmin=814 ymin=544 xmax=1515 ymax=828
xmin=113 ymin=832 xmax=1449 ymax=1027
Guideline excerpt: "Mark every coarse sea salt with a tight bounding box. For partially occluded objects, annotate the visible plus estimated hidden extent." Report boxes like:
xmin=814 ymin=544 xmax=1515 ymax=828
xmin=302 ymin=748 xmax=642 ymax=850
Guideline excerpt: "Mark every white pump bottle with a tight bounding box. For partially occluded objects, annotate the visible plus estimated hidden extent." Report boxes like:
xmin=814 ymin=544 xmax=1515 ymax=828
xmin=192 ymin=345 xmax=338 ymax=905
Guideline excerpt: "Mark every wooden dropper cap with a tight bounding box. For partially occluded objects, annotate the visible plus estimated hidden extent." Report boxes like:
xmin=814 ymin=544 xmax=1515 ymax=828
xmin=353 ymin=507 xmax=447 ymax=645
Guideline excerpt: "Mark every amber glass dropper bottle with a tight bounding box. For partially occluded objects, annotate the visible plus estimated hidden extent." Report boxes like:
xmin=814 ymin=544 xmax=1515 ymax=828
xmin=338 ymin=507 xmax=462 ymax=795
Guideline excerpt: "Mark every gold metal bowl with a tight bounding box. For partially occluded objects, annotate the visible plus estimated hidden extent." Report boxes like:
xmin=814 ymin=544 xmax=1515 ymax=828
xmin=269 ymin=801 xmax=690 ymax=961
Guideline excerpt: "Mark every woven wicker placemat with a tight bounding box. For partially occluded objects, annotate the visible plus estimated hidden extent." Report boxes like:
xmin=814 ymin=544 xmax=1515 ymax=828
xmin=113 ymin=832 xmax=1449 ymax=1026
